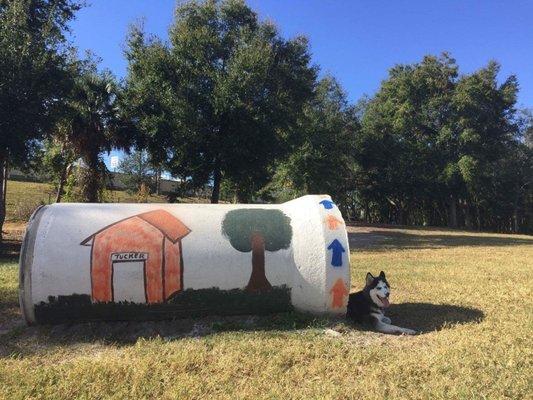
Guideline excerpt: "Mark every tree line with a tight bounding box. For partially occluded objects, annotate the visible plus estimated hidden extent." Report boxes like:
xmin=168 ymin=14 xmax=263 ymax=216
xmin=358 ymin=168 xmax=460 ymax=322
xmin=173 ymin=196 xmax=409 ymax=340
xmin=1 ymin=0 xmax=531 ymax=242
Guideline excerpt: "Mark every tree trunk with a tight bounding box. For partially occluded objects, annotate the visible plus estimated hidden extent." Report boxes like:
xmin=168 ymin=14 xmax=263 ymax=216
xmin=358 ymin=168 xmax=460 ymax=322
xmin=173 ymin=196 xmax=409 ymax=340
xmin=82 ymin=150 xmax=100 ymax=203
xmin=235 ymin=187 xmax=250 ymax=203
xmin=55 ymin=163 xmax=71 ymax=203
xmin=2 ymin=158 xmax=7 ymax=207
xmin=512 ymin=187 xmax=520 ymax=233
xmin=448 ymin=195 xmax=457 ymax=228
xmin=512 ymin=207 xmax=519 ymax=233
xmin=210 ymin=160 xmax=221 ymax=204
xmin=397 ymin=206 xmax=406 ymax=225
xmin=463 ymin=201 xmax=473 ymax=229
xmin=0 ymin=154 xmax=6 ymax=243
xmin=0 ymin=160 xmax=5 ymax=241
xmin=246 ymin=232 xmax=272 ymax=293
xmin=475 ymin=206 xmax=481 ymax=231
xmin=155 ymin=166 xmax=161 ymax=195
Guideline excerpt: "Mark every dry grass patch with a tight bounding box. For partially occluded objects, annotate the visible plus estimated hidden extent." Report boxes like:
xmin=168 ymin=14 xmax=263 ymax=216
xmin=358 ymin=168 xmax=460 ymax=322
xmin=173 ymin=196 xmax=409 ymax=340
xmin=4 ymin=180 xmax=173 ymax=222
xmin=0 ymin=226 xmax=531 ymax=399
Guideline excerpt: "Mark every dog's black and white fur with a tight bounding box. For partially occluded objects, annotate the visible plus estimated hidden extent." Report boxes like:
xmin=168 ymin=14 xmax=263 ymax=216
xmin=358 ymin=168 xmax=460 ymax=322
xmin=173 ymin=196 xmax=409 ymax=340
xmin=346 ymin=271 xmax=416 ymax=335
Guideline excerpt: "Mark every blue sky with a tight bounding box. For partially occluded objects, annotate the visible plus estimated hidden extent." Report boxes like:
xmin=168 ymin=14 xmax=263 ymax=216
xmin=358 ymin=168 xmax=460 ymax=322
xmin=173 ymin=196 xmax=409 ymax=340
xmin=69 ymin=0 xmax=533 ymax=166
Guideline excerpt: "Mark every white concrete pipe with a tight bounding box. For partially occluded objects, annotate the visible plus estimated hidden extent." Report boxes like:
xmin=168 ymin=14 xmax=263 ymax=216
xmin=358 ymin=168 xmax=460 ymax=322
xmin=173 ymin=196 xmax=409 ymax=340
xmin=19 ymin=195 xmax=350 ymax=324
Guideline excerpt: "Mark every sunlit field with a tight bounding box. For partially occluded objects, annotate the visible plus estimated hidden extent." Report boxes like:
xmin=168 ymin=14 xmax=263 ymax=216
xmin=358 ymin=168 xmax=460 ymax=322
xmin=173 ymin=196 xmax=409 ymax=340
xmin=0 ymin=224 xmax=531 ymax=399
xmin=4 ymin=180 xmax=171 ymax=222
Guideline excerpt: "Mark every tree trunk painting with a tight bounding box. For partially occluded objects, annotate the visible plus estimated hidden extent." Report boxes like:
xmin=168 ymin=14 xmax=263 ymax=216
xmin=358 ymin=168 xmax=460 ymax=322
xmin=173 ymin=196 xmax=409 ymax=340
xmin=246 ymin=233 xmax=272 ymax=293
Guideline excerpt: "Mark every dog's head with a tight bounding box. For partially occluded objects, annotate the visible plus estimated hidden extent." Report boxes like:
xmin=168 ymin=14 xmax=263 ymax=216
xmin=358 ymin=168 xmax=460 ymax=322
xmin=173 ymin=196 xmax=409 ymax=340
xmin=364 ymin=271 xmax=390 ymax=308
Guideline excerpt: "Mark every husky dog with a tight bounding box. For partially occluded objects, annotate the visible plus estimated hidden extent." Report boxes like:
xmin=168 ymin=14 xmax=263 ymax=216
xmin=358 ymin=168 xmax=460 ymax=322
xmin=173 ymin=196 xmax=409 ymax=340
xmin=346 ymin=271 xmax=416 ymax=335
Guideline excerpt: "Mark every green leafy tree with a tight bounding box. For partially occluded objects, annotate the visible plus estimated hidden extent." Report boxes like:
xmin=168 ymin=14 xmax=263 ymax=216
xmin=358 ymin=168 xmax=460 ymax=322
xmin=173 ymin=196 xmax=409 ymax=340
xmin=355 ymin=54 xmax=528 ymax=231
xmin=124 ymin=0 xmax=316 ymax=203
xmin=517 ymin=108 xmax=533 ymax=149
xmin=0 ymin=0 xmax=81 ymax=241
xmin=117 ymin=150 xmax=156 ymax=193
xmin=270 ymin=76 xmax=359 ymax=212
xmin=357 ymin=54 xmax=458 ymax=226
xmin=221 ymin=209 xmax=292 ymax=292
xmin=41 ymin=135 xmax=76 ymax=203
xmin=450 ymin=61 xmax=520 ymax=229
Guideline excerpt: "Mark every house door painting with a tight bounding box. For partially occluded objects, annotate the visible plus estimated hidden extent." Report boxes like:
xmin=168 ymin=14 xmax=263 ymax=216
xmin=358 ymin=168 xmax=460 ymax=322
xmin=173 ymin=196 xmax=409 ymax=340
xmin=112 ymin=260 xmax=146 ymax=303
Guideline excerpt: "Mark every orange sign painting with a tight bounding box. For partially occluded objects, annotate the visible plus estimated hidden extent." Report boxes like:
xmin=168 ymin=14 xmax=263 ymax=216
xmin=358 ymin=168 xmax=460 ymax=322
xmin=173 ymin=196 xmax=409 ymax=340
xmin=330 ymin=278 xmax=349 ymax=309
xmin=81 ymin=210 xmax=191 ymax=304
xmin=325 ymin=214 xmax=343 ymax=230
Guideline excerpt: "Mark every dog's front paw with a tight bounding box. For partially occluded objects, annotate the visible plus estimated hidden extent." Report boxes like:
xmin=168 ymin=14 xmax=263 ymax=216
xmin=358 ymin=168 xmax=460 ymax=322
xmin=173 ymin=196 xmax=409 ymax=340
xmin=401 ymin=328 xmax=417 ymax=335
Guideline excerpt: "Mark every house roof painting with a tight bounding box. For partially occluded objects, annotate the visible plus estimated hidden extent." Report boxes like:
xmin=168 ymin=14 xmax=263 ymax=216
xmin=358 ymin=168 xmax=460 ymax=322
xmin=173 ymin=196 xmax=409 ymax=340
xmin=80 ymin=209 xmax=191 ymax=246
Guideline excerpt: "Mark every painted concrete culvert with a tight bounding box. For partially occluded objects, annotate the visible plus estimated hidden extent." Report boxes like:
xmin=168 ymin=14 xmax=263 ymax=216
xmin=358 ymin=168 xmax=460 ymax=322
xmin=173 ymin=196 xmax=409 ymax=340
xmin=18 ymin=195 xmax=350 ymax=324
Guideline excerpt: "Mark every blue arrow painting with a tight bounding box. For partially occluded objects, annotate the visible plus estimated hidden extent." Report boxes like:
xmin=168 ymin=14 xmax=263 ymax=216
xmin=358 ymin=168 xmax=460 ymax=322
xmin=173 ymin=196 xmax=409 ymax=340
xmin=327 ymin=239 xmax=345 ymax=267
xmin=319 ymin=199 xmax=335 ymax=209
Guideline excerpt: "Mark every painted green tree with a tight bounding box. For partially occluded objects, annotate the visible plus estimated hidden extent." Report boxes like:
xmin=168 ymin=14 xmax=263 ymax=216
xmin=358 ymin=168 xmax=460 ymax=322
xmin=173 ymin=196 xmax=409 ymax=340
xmin=222 ymin=209 xmax=292 ymax=293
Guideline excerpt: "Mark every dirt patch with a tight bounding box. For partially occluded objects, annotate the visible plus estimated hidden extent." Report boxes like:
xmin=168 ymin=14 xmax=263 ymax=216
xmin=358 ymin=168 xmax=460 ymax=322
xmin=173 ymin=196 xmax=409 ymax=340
xmin=4 ymin=222 xmax=27 ymax=237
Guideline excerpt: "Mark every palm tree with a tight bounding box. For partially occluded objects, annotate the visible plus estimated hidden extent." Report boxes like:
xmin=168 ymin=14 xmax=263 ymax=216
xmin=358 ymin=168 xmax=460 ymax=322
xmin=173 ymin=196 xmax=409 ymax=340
xmin=66 ymin=69 xmax=134 ymax=202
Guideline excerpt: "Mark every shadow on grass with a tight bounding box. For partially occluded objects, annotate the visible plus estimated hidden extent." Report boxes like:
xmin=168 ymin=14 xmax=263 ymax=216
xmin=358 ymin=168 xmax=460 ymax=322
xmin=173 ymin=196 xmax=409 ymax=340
xmin=0 ymin=311 xmax=339 ymax=357
xmin=385 ymin=302 xmax=484 ymax=333
xmin=0 ymin=255 xmax=20 ymax=329
xmin=348 ymin=230 xmax=532 ymax=251
xmin=0 ymin=302 xmax=485 ymax=357
xmin=0 ymin=240 xmax=21 ymax=258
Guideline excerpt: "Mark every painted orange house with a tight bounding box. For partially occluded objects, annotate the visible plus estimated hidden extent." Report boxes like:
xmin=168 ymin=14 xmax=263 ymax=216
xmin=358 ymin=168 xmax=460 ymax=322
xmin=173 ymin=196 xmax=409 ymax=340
xmin=80 ymin=210 xmax=191 ymax=304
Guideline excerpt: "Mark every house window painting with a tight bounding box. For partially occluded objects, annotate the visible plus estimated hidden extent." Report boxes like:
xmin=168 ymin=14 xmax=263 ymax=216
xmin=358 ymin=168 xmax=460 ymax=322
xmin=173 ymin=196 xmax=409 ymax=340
xmin=80 ymin=210 xmax=191 ymax=304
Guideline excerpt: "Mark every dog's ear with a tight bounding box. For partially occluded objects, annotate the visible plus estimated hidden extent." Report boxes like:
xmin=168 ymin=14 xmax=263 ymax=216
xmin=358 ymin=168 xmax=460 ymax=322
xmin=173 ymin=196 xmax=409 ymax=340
xmin=365 ymin=272 xmax=374 ymax=286
xmin=379 ymin=271 xmax=386 ymax=279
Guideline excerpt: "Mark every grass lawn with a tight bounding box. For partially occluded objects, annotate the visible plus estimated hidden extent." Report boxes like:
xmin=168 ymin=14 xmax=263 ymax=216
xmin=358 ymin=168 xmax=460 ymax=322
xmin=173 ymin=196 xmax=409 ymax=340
xmin=0 ymin=225 xmax=532 ymax=399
